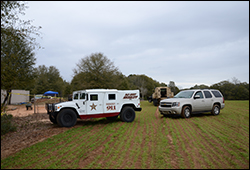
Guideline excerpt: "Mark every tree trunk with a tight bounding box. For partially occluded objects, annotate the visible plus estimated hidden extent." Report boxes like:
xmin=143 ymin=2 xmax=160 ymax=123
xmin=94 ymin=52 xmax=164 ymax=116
xmin=1 ymin=89 xmax=11 ymax=112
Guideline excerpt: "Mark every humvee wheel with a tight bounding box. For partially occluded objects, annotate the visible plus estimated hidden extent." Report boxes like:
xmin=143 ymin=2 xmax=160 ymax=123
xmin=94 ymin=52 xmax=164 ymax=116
xmin=56 ymin=109 xmax=77 ymax=127
xmin=120 ymin=107 xmax=135 ymax=122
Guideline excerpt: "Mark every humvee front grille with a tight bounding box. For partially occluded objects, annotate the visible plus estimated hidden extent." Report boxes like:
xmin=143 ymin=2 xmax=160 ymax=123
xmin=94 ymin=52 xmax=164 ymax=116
xmin=46 ymin=103 xmax=55 ymax=113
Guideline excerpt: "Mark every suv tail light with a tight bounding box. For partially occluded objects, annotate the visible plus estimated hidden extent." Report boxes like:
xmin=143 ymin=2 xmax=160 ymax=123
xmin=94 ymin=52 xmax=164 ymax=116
xmin=223 ymin=97 xmax=225 ymax=103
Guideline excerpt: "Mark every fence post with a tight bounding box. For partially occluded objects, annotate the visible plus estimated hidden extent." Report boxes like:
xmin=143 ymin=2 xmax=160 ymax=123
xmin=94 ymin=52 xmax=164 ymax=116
xmin=34 ymin=94 xmax=36 ymax=114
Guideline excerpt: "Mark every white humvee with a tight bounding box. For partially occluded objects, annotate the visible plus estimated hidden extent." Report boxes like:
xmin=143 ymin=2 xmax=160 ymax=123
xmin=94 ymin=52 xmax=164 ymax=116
xmin=46 ymin=89 xmax=142 ymax=127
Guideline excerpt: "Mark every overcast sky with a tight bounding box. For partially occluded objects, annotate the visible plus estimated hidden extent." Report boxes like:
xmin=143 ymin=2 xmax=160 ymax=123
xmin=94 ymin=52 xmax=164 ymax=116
xmin=21 ymin=1 xmax=249 ymax=89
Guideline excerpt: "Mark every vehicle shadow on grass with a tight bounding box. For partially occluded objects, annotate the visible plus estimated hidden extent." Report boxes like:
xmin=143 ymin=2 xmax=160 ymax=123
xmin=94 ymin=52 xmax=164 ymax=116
xmin=74 ymin=117 xmax=123 ymax=127
xmin=49 ymin=117 xmax=127 ymax=129
xmin=161 ymin=112 xmax=214 ymax=119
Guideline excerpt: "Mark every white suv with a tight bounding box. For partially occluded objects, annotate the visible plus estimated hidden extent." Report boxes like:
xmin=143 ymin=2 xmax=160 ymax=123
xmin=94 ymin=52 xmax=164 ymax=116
xmin=159 ymin=89 xmax=225 ymax=118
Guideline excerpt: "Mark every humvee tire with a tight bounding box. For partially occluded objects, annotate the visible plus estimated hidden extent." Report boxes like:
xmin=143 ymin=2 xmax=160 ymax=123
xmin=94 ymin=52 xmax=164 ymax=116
xmin=56 ymin=109 xmax=77 ymax=127
xmin=120 ymin=106 xmax=135 ymax=122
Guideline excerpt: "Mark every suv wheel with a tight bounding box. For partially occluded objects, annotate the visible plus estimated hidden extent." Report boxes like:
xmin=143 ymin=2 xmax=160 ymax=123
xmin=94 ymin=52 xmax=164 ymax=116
xmin=211 ymin=104 xmax=220 ymax=116
xmin=181 ymin=106 xmax=191 ymax=118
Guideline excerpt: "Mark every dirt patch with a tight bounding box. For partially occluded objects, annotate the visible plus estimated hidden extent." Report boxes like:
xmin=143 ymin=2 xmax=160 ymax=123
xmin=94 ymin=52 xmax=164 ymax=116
xmin=1 ymin=104 xmax=69 ymax=159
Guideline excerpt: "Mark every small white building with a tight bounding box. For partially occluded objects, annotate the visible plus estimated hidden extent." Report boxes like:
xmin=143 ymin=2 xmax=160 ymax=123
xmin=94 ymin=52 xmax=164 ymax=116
xmin=1 ymin=89 xmax=30 ymax=105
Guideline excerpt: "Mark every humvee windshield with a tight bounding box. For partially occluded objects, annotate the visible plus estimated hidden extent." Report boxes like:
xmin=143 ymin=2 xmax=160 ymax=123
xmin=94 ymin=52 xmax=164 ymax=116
xmin=160 ymin=88 xmax=167 ymax=97
xmin=73 ymin=93 xmax=86 ymax=100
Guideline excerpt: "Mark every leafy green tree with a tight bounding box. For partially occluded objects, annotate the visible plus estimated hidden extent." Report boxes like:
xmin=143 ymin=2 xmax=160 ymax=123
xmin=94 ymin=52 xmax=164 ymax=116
xmin=32 ymin=65 xmax=64 ymax=95
xmin=128 ymin=75 xmax=148 ymax=99
xmin=63 ymin=80 xmax=72 ymax=98
xmin=115 ymin=73 xmax=130 ymax=90
xmin=237 ymin=82 xmax=249 ymax=100
xmin=210 ymin=79 xmax=249 ymax=100
xmin=1 ymin=1 xmax=41 ymax=108
xmin=168 ymin=81 xmax=180 ymax=95
xmin=72 ymin=52 xmax=128 ymax=90
xmin=1 ymin=32 xmax=36 ymax=91
xmin=210 ymin=80 xmax=233 ymax=99
xmin=191 ymin=84 xmax=210 ymax=89
xmin=160 ymin=82 xmax=168 ymax=87
xmin=127 ymin=74 xmax=163 ymax=99
xmin=71 ymin=72 xmax=87 ymax=91
xmin=229 ymin=77 xmax=249 ymax=100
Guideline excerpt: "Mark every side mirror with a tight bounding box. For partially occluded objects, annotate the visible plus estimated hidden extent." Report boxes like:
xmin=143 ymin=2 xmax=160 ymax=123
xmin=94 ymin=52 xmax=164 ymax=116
xmin=194 ymin=94 xmax=200 ymax=99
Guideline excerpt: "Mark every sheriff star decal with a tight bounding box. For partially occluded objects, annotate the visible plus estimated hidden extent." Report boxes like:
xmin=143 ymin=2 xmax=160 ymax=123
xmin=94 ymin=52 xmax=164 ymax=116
xmin=90 ymin=103 xmax=97 ymax=110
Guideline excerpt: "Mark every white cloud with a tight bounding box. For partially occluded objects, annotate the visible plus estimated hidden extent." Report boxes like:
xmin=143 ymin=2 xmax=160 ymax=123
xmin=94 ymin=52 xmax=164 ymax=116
xmin=20 ymin=1 xmax=249 ymax=89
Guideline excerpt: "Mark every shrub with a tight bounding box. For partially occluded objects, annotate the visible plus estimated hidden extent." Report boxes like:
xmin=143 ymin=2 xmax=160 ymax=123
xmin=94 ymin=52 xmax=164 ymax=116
xmin=1 ymin=113 xmax=16 ymax=135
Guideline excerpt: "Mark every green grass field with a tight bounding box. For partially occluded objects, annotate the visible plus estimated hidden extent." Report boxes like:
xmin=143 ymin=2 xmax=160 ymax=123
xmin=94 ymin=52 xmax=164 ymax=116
xmin=1 ymin=100 xmax=249 ymax=169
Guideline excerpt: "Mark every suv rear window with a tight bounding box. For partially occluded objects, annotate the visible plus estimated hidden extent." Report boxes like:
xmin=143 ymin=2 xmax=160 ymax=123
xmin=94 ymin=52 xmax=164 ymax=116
xmin=211 ymin=91 xmax=222 ymax=97
xmin=204 ymin=91 xmax=212 ymax=98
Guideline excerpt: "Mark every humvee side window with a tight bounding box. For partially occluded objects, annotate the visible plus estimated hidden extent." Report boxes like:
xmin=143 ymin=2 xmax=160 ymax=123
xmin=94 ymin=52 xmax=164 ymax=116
xmin=90 ymin=94 xmax=98 ymax=101
xmin=160 ymin=88 xmax=167 ymax=97
xmin=80 ymin=93 xmax=85 ymax=100
xmin=109 ymin=94 xmax=116 ymax=100
xmin=73 ymin=93 xmax=79 ymax=100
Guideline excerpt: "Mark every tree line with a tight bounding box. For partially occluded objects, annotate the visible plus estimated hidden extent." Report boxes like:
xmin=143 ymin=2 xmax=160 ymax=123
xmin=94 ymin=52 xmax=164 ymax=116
xmin=3 ymin=51 xmax=249 ymax=101
xmin=189 ymin=80 xmax=249 ymax=100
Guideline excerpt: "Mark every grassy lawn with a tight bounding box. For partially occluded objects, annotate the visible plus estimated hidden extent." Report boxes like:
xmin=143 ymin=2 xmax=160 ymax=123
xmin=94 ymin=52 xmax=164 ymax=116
xmin=1 ymin=100 xmax=249 ymax=169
